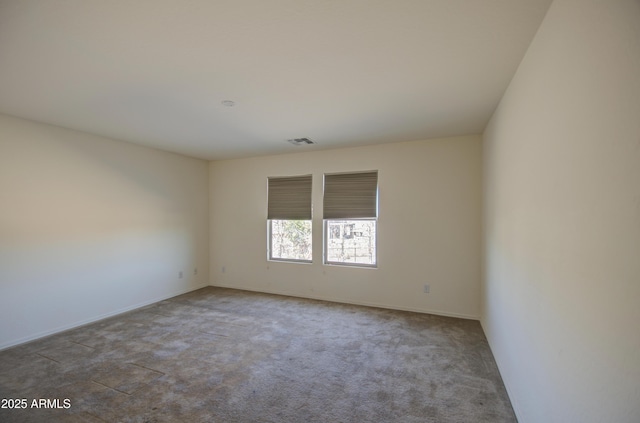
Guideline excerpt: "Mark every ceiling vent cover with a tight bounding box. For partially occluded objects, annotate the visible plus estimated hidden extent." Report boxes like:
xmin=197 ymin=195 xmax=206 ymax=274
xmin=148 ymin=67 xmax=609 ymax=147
xmin=287 ymin=137 xmax=316 ymax=146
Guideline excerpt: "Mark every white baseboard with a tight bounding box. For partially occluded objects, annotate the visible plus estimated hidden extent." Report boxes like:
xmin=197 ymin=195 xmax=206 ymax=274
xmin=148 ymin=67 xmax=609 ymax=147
xmin=0 ymin=283 xmax=209 ymax=351
xmin=479 ymin=318 xmax=523 ymax=423
xmin=2 ymin=282 xmax=479 ymax=351
xmin=209 ymin=283 xmax=479 ymax=320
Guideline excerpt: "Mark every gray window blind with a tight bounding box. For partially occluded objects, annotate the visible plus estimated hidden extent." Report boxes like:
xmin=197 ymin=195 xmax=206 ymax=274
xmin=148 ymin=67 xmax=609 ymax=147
xmin=323 ymin=171 xmax=378 ymax=219
xmin=267 ymin=175 xmax=312 ymax=220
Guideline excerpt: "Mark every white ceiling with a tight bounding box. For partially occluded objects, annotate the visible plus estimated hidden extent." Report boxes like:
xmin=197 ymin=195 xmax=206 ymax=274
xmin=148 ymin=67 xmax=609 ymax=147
xmin=0 ymin=0 xmax=552 ymax=160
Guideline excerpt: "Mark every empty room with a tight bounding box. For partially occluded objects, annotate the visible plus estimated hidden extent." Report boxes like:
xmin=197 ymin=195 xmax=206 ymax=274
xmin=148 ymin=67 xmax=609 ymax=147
xmin=1 ymin=0 xmax=638 ymax=422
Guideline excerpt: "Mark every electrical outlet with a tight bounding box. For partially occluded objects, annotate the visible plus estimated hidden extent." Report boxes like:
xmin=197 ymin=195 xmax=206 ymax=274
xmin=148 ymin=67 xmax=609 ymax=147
xmin=423 ymin=284 xmax=430 ymax=293
xmin=179 ymin=271 xmax=183 ymax=279
xmin=194 ymin=268 xmax=198 ymax=275
xmin=222 ymin=266 xmax=226 ymax=274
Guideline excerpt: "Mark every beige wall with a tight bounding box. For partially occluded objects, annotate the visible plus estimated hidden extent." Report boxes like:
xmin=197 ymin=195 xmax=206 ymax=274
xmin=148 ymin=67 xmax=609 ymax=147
xmin=210 ymin=135 xmax=482 ymax=318
xmin=0 ymin=115 xmax=210 ymax=349
xmin=482 ymin=0 xmax=640 ymax=422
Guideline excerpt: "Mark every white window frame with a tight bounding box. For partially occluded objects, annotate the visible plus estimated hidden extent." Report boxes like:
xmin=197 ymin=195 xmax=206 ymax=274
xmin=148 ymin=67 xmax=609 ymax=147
xmin=322 ymin=170 xmax=378 ymax=268
xmin=323 ymin=218 xmax=377 ymax=268
xmin=268 ymin=219 xmax=313 ymax=264
xmin=267 ymin=174 xmax=313 ymax=264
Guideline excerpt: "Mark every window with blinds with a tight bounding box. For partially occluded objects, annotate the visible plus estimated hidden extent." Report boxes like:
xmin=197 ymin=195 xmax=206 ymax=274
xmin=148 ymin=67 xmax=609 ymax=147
xmin=323 ymin=171 xmax=378 ymax=267
xmin=267 ymin=175 xmax=313 ymax=262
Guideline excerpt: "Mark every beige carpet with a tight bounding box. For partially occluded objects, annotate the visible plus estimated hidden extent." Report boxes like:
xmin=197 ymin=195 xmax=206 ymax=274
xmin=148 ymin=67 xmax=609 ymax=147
xmin=0 ymin=287 xmax=516 ymax=422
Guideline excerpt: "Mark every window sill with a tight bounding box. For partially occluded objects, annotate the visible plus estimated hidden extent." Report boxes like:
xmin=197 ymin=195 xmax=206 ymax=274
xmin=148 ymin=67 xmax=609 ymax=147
xmin=268 ymin=258 xmax=313 ymax=265
xmin=323 ymin=262 xmax=377 ymax=269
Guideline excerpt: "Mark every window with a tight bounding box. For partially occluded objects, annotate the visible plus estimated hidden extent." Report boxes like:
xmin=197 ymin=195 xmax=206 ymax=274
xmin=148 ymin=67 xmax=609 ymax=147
xmin=267 ymin=175 xmax=312 ymax=262
xmin=325 ymin=220 xmax=376 ymax=265
xmin=323 ymin=171 xmax=378 ymax=267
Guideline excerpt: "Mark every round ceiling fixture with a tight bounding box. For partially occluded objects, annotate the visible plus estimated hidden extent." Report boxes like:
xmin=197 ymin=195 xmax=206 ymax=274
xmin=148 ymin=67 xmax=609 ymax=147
xmin=221 ymin=100 xmax=235 ymax=107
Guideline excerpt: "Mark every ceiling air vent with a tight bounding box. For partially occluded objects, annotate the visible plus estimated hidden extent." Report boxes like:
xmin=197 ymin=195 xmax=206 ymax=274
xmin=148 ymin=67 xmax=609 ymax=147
xmin=287 ymin=137 xmax=316 ymax=146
